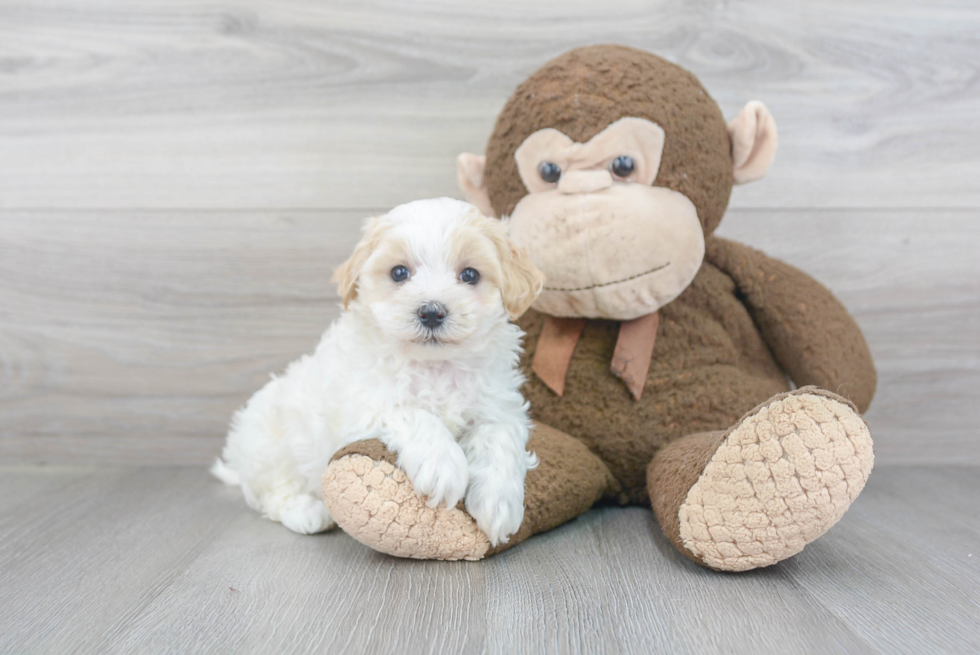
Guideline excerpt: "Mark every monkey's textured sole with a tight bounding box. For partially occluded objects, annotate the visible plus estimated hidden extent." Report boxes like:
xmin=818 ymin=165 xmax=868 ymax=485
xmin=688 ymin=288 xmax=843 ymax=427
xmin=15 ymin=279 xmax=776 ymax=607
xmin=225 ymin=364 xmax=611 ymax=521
xmin=678 ymin=391 xmax=874 ymax=572
xmin=322 ymin=455 xmax=490 ymax=561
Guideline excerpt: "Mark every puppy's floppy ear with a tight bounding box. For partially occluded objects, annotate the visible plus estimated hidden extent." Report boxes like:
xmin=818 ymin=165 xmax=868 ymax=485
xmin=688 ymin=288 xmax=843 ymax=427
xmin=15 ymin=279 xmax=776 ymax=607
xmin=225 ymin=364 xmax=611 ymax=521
xmin=483 ymin=218 xmax=544 ymax=320
xmin=501 ymin=242 xmax=544 ymax=320
xmin=332 ymin=216 xmax=386 ymax=308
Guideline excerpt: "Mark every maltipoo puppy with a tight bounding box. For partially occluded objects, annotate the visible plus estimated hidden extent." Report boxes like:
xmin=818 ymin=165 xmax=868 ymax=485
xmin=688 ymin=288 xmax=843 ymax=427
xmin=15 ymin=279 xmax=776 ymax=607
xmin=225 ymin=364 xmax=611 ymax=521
xmin=212 ymin=198 xmax=544 ymax=546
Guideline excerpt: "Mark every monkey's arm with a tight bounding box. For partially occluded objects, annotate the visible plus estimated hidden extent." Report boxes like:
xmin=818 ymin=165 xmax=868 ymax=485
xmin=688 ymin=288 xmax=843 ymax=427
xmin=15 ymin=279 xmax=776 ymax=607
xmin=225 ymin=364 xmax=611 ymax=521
xmin=704 ymin=236 xmax=876 ymax=412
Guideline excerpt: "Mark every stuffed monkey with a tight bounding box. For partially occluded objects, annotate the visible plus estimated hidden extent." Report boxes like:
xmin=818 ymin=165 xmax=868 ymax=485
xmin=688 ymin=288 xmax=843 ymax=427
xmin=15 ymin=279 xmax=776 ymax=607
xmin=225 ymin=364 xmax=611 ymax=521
xmin=322 ymin=45 xmax=876 ymax=571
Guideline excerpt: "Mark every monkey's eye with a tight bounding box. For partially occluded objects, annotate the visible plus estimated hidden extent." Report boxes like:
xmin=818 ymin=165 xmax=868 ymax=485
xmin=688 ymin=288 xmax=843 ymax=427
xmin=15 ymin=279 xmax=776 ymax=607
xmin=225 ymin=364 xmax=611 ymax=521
xmin=390 ymin=265 xmax=411 ymax=282
xmin=610 ymin=155 xmax=635 ymax=179
xmin=459 ymin=267 xmax=480 ymax=285
xmin=538 ymin=162 xmax=561 ymax=184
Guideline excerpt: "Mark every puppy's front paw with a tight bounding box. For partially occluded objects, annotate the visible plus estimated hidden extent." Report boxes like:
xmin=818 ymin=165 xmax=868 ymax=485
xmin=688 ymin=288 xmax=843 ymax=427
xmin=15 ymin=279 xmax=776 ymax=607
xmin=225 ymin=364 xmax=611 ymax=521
xmin=277 ymin=494 xmax=336 ymax=535
xmin=465 ymin=480 xmax=525 ymax=546
xmin=400 ymin=441 xmax=469 ymax=510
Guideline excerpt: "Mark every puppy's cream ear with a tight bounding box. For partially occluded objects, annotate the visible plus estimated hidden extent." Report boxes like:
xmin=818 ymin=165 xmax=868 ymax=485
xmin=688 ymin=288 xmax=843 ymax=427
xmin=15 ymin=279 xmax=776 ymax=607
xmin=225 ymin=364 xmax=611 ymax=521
xmin=332 ymin=217 xmax=386 ymax=308
xmin=457 ymin=153 xmax=496 ymax=218
xmin=484 ymin=220 xmax=544 ymax=320
xmin=728 ymin=101 xmax=778 ymax=184
xmin=501 ymin=242 xmax=544 ymax=320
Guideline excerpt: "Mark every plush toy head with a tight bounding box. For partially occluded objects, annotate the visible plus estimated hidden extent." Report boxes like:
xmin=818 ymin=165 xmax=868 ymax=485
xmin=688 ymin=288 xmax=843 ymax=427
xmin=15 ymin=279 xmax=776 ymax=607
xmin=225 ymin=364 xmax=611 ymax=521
xmin=458 ymin=45 xmax=777 ymax=320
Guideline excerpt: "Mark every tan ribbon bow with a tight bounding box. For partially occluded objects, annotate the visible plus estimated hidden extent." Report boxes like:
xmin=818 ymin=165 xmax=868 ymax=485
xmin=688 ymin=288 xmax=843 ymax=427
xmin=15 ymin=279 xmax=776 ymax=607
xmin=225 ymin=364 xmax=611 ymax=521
xmin=531 ymin=311 xmax=660 ymax=402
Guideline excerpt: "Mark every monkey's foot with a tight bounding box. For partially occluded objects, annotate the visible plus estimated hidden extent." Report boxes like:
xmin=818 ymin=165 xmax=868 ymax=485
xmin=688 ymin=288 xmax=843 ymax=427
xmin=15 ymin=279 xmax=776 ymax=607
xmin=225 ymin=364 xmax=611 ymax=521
xmin=649 ymin=387 xmax=874 ymax=572
xmin=322 ymin=440 xmax=491 ymax=561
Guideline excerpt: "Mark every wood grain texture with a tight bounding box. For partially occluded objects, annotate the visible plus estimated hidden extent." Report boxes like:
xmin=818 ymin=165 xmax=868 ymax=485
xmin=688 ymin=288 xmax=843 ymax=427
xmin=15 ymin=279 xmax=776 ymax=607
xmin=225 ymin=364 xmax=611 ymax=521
xmin=1 ymin=209 xmax=977 ymax=465
xmin=0 ymin=210 xmax=356 ymax=465
xmin=0 ymin=467 xmax=240 ymax=653
xmin=1 ymin=0 xmax=978 ymax=210
xmin=0 ymin=465 xmax=977 ymax=654
xmin=782 ymin=467 xmax=980 ymax=654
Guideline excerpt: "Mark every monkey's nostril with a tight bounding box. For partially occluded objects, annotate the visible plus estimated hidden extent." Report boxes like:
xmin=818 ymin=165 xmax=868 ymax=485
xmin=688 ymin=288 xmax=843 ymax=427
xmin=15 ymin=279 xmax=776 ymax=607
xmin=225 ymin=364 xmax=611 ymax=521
xmin=417 ymin=302 xmax=448 ymax=329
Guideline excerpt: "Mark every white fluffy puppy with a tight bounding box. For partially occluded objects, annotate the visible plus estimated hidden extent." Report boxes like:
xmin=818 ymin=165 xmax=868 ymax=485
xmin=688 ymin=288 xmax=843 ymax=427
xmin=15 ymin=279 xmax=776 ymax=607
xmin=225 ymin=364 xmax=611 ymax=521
xmin=213 ymin=198 xmax=544 ymax=545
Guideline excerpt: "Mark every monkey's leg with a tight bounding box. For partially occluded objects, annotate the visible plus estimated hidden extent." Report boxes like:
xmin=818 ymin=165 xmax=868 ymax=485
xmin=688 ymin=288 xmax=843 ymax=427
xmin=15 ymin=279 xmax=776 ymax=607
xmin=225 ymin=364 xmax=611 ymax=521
xmin=322 ymin=424 xmax=617 ymax=561
xmin=648 ymin=387 xmax=874 ymax=572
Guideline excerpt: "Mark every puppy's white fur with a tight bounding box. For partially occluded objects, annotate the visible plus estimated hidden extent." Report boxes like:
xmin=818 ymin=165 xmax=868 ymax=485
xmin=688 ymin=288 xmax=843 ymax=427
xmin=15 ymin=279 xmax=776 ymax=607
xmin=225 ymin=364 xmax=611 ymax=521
xmin=213 ymin=198 xmax=544 ymax=545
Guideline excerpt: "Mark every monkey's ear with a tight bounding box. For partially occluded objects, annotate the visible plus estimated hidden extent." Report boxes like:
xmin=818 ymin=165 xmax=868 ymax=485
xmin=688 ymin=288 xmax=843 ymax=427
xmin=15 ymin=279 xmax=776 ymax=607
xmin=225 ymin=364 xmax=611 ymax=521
xmin=457 ymin=153 xmax=496 ymax=217
xmin=332 ymin=217 xmax=385 ymax=309
xmin=728 ymin=101 xmax=778 ymax=184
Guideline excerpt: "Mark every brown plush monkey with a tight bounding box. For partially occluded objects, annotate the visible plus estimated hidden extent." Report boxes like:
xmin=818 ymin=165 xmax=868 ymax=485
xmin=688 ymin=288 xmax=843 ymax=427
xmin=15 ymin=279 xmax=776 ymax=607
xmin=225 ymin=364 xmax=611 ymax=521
xmin=322 ymin=45 xmax=877 ymax=571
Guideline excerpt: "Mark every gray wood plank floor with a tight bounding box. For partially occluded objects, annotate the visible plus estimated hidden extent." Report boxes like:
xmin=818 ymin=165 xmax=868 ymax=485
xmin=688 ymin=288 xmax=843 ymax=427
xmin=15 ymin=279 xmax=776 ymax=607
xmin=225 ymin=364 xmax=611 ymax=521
xmin=1 ymin=465 xmax=977 ymax=654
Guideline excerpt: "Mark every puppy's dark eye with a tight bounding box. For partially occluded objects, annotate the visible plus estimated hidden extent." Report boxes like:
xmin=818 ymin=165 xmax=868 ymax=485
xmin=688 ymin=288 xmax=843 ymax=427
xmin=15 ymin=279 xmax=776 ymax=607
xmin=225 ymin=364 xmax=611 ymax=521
xmin=390 ymin=265 xmax=410 ymax=282
xmin=610 ymin=155 xmax=635 ymax=178
xmin=459 ymin=268 xmax=480 ymax=285
xmin=538 ymin=162 xmax=561 ymax=184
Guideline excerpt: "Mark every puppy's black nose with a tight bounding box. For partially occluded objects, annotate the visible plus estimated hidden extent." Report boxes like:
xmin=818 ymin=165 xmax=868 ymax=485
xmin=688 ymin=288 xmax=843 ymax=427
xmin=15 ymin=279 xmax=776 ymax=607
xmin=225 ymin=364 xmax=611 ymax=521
xmin=417 ymin=302 xmax=447 ymax=329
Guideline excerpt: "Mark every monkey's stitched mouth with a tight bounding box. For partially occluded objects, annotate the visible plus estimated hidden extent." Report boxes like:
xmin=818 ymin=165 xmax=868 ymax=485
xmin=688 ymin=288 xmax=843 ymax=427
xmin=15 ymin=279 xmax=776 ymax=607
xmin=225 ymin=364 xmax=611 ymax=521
xmin=543 ymin=262 xmax=670 ymax=292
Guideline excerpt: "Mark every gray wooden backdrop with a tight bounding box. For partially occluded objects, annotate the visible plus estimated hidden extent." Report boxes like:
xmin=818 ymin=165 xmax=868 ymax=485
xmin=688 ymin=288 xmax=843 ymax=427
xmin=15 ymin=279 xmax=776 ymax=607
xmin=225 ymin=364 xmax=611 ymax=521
xmin=1 ymin=0 xmax=978 ymax=465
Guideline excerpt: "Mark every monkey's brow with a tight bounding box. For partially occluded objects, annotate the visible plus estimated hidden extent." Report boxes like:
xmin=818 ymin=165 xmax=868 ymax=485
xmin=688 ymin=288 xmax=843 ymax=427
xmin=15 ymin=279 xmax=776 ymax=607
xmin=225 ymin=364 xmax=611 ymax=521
xmin=543 ymin=262 xmax=671 ymax=292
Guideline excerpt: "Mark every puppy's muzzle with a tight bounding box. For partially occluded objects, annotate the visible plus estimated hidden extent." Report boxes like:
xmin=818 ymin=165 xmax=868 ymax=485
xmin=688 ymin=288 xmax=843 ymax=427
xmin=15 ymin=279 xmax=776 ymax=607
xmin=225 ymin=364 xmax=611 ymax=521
xmin=417 ymin=302 xmax=448 ymax=329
